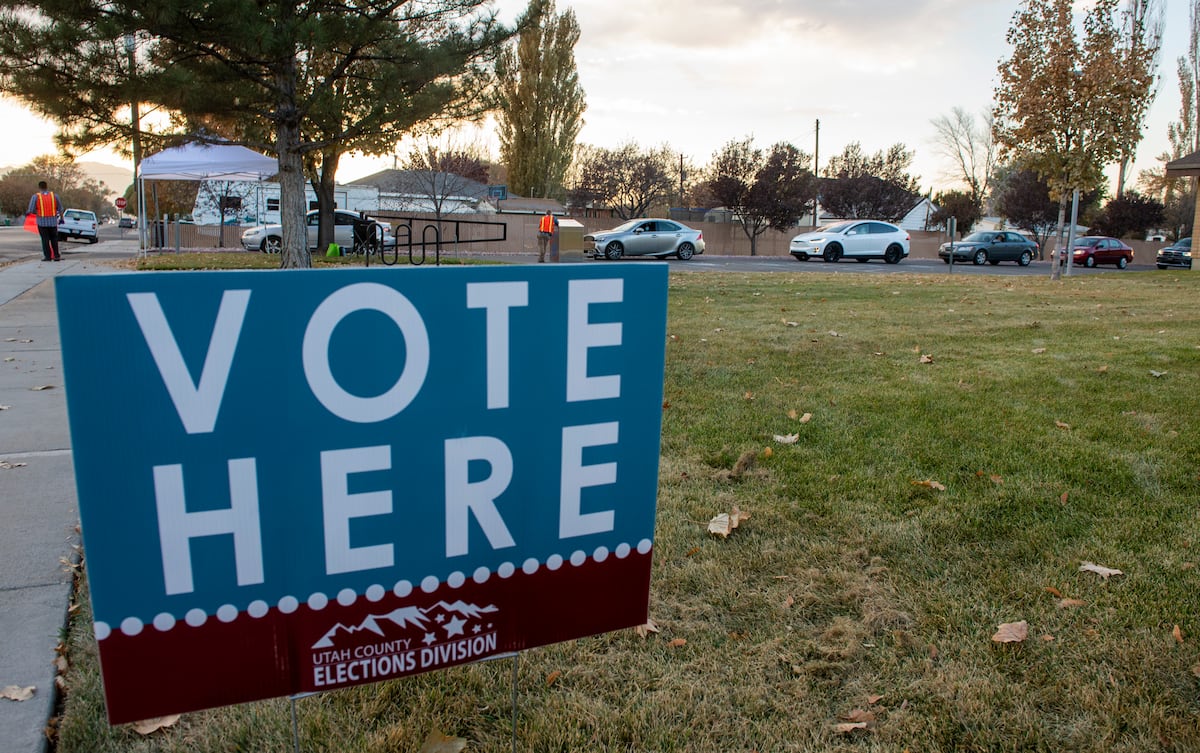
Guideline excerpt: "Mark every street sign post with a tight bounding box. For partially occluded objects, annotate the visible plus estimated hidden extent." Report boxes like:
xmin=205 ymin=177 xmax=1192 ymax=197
xmin=56 ymin=264 xmax=668 ymax=723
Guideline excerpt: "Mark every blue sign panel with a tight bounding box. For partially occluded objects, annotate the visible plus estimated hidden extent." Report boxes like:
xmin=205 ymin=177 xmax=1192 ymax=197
xmin=56 ymin=264 xmax=667 ymax=722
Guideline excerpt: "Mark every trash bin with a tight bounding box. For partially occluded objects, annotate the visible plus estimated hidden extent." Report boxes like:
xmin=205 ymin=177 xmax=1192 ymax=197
xmin=555 ymin=219 xmax=585 ymax=262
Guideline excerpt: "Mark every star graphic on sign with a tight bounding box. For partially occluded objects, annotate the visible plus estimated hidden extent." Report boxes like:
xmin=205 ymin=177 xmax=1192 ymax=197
xmin=435 ymin=613 xmax=445 ymax=623
xmin=444 ymin=616 xmax=467 ymax=638
xmin=472 ymin=624 xmax=482 ymax=634
xmin=423 ymin=632 xmax=437 ymax=646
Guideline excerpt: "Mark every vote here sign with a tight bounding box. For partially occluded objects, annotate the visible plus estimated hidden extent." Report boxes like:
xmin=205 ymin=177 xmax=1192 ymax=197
xmin=55 ymin=264 xmax=667 ymax=724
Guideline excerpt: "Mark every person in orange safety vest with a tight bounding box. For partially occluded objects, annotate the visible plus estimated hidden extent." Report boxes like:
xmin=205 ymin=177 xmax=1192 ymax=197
xmin=536 ymin=209 xmax=557 ymax=263
xmin=27 ymin=181 xmax=64 ymax=261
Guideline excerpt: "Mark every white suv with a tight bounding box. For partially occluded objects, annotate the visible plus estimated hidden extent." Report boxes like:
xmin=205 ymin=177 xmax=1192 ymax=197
xmin=58 ymin=209 xmax=99 ymax=244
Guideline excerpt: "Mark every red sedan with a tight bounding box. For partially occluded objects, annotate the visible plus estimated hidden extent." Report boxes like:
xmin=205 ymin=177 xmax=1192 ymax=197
xmin=1070 ymin=236 xmax=1134 ymax=268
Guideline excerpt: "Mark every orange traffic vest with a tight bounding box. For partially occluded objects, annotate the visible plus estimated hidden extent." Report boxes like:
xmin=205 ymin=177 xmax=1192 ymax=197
xmin=538 ymin=214 xmax=554 ymax=234
xmin=35 ymin=192 xmax=58 ymax=217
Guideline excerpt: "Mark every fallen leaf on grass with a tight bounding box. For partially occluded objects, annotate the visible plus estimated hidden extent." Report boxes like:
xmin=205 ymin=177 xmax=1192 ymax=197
xmin=912 ymin=479 xmax=946 ymax=491
xmin=131 ymin=715 xmax=180 ymax=735
xmin=1059 ymin=492 xmax=1069 ymax=505
xmin=1055 ymin=420 xmax=1071 ymax=430
xmin=743 ymin=391 xmax=755 ymax=401
xmin=867 ymin=694 xmax=885 ymax=704
xmin=762 ymin=447 xmax=773 ymax=458
xmin=417 ymin=730 xmax=467 ymax=753
xmin=2 ymin=685 xmax=35 ymax=701
xmin=798 ymin=412 xmax=812 ymax=423
xmin=1044 ymin=586 xmax=1064 ymax=598
xmin=1097 ymin=365 xmax=1109 ymax=373
xmin=1032 ymin=347 xmax=1047 ymax=354
xmin=1058 ymin=598 xmax=1087 ymax=609
xmin=840 ymin=709 xmax=876 ymax=723
xmin=919 ymin=354 xmax=934 ymax=364
xmin=773 ymin=433 xmax=799 ymax=444
xmin=634 ymin=619 xmax=660 ymax=638
xmin=708 ymin=506 xmax=749 ymax=538
xmin=1174 ymin=624 xmax=1184 ymax=643
xmin=833 ymin=722 xmax=868 ymax=734
xmin=1150 ymin=370 xmax=1167 ymax=378
xmin=667 ymin=638 xmax=687 ymax=648
xmin=992 ymin=621 xmax=1029 ymax=643
xmin=545 ymin=670 xmax=562 ymax=686
xmin=1080 ymin=562 xmax=1124 ymax=579
xmin=782 ymin=595 xmax=794 ymax=609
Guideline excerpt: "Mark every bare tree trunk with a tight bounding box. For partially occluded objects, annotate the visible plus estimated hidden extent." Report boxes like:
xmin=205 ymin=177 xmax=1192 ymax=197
xmin=312 ymin=148 xmax=340 ymax=253
xmin=275 ymin=45 xmax=311 ymax=270
xmin=1050 ymin=195 xmax=1068 ymax=281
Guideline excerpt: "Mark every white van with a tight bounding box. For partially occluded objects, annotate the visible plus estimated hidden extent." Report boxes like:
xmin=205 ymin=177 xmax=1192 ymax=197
xmin=58 ymin=209 xmax=98 ymax=244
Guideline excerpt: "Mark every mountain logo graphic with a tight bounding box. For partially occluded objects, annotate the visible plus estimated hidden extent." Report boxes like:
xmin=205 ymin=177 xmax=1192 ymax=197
xmin=312 ymin=600 xmax=499 ymax=650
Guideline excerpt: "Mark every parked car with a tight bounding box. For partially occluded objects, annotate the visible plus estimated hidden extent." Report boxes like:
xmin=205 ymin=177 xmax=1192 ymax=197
xmin=1156 ymin=237 xmax=1192 ymax=270
xmin=241 ymin=209 xmax=394 ymax=254
xmin=584 ymin=218 xmax=704 ymax=260
xmin=58 ymin=208 xmax=98 ymax=244
xmin=789 ymin=220 xmax=909 ymax=263
xmin=1069 ymin=236 xmax=1134 ymax=268
xmin=118 ymin=217 xmax=135 ymax=228
xmin=938 ymin=231 xmax=1038 ymax=266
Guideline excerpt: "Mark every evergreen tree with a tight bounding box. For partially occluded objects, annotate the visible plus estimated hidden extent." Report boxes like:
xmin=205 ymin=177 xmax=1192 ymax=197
xmin=495 ymin=0 xmax=585 ymax=199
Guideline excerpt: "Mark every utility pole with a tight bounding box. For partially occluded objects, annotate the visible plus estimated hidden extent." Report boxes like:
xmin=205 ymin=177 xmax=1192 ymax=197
xmin=125 ymin=33 xmax=143 ymax=250
xmin=679 ymin=154 xmax=685 ymax=212
xmin=812 ymin=118 xmax=820 ymax=227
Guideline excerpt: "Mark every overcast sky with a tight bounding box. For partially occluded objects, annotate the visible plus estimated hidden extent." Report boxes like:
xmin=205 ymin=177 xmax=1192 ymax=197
xmin=1 ymin=0 xmax=1193 ymax=195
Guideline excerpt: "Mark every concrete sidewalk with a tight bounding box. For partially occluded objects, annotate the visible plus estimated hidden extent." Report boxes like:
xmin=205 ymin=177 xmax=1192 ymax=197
xmin=0 ymin=243 xmax=137 ymax=753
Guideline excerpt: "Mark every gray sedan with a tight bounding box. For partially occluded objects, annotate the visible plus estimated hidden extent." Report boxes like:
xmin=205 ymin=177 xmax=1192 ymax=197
xmin=585 ymin=219 xmax=705 ymax=260
xmin=939 ymin=231 xmax=1038 ymax=266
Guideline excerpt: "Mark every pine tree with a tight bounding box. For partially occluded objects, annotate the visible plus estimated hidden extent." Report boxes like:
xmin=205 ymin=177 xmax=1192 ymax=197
xmin=495 ymin=0 xmax=586 ymax=199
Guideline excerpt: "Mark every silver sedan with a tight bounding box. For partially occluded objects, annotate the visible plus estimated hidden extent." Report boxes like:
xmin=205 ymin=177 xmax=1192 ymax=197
xmin=585 ymin=218 xmax=705 ymax=260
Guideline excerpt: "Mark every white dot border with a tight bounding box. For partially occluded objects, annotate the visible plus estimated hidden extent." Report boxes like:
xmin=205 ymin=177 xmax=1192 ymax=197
xmin=93 ymin=539 xmax=653 ymax=639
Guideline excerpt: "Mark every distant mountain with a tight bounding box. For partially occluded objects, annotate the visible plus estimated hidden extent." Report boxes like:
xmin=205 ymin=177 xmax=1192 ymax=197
xmin=78 ymin=161 xmax=133 ymax=192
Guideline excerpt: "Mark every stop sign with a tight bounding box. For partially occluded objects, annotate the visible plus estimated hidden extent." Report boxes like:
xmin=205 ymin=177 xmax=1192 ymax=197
xmin=115 ymin=197 xmax=127 ymax=209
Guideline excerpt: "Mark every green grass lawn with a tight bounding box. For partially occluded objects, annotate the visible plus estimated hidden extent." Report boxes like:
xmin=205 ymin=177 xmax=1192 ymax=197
xmin=56 ymin=268 xmax=1200 ymax=752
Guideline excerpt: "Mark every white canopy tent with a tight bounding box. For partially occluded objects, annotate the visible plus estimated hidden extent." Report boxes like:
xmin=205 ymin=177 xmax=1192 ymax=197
xmin=139 ymin=142 xmax=278 ymax=181
xmin=137 ymin=142 xmax=278 ymax=251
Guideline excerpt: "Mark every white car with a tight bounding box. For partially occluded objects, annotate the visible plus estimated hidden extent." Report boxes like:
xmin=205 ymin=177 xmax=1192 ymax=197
xmin=58 ymin=208 xmax=99 ymax=244
xmin=241 ymin=209 xmax=394 ymax=253
xmin=789 ymin=220 xmax=910 ymax=263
